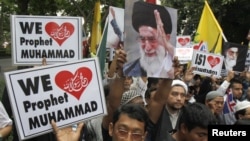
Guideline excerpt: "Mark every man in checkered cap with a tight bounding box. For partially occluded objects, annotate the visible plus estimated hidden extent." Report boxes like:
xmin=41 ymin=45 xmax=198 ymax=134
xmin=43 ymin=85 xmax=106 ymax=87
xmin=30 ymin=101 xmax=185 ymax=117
xmin=120 ymin=89 xmax=144 ymax=106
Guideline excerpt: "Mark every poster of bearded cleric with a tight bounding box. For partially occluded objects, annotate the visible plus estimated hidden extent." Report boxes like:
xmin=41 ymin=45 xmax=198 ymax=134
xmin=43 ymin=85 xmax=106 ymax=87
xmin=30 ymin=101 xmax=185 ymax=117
xmin=221 ymin=42 xmax=248 ymax=76
xmin=123 ymin=0 xmax=177 ymax=78
xmin=4 ymin=58 xmax=107 ymax=140
xmin=11 ymin=15 xmax=82 ymax=65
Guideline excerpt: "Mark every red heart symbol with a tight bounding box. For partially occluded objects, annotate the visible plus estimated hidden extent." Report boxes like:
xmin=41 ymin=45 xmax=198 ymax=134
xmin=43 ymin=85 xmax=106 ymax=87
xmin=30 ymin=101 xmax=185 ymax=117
xmin=55 ymin=67 xmax=92 ymax=100
xmin=45 ymin=22 xmax=74 ymax=46
xmin=178 ymin=38 xmax=190 ymax=46
xmin=193 ymin=41 xmax=203 ymax=50
xmin=207 ymin=56 xmax=220 ymax=68
xmin=193 ymin=44 xmax=200 ymax=50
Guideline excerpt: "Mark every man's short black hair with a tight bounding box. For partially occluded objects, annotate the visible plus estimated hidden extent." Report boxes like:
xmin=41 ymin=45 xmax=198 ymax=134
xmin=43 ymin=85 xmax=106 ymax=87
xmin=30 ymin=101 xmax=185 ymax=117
xmin=229 ymin=78 xmax=243 ymax=88
xmin=178 ymin=102 xmax=217 ymax=131
xmin=234 ymin=108 xmax=247 ymax=120
xmin=132 ymin=1 xmax=172 ymax=34
xmin=113 ymin=103 xmax=148 ymax=131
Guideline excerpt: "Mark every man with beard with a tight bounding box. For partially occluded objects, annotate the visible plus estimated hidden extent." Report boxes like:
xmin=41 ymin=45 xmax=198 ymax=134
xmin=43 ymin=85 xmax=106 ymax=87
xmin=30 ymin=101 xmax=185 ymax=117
xmin=123 ymin=1 xmax=174 ymax=78
xmin=153 ymin=79 xmax=188 ymax=140
xmin=224 ymin=47 xmax=238 ymax=71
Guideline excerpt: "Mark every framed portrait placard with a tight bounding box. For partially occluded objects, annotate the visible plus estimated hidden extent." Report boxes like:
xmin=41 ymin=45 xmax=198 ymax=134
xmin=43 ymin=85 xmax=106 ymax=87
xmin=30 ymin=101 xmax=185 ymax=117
xmin=123 ymin=0 xmax=177 ymax=78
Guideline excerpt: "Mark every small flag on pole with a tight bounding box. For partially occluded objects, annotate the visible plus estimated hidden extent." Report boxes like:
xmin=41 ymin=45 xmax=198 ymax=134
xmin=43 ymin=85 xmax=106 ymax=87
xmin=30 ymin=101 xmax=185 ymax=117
xmin=223 ymin=90 xmax=236 ymax=114
xmin=195 ymin=1 xmax=224 ymax=54
xmin=97 ymin=19 xmax=108 ymax=79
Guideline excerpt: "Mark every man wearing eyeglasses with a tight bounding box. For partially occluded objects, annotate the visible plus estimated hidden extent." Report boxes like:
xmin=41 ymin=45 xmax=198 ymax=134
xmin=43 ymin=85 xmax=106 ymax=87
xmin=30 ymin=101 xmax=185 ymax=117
xmin=123 ymin=1 xmax=175 ymax=78
xmin=52 ymin=104 xmax=148 ymax=141
xmin=108 ymin=103 xmax=148 ymax=141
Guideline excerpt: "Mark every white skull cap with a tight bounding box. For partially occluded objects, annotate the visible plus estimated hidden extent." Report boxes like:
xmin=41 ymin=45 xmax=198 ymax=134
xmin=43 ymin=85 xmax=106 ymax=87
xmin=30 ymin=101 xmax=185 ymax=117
xmin=171 ymin=79 xmax=188 ymax=94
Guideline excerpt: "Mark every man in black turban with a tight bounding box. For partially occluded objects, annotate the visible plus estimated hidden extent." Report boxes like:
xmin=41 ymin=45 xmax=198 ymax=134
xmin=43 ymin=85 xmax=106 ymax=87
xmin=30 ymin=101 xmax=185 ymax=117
xmin=123 ymin=1 xmax=175 ymax=78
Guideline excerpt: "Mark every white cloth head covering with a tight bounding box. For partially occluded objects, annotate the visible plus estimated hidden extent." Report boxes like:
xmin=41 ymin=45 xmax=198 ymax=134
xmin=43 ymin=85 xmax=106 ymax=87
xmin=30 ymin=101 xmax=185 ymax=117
xmin=235 ymin=100 xmax=250 ymax=112
xmin=171 ymin=79 xmax=188 ymax=94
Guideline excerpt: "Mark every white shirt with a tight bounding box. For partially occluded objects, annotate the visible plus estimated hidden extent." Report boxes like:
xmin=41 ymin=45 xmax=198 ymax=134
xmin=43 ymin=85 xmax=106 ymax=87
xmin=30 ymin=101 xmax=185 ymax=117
xmin=0 ymin=102 xmax=12 ymax=128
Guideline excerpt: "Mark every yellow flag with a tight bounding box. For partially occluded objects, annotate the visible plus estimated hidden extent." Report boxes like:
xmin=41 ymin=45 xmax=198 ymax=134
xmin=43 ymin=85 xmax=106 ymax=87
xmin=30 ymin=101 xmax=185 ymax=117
xmin=90 ymin=1 xmax=102 ymax=55
xmin=195 ymin=1 xmax=223 ymax=54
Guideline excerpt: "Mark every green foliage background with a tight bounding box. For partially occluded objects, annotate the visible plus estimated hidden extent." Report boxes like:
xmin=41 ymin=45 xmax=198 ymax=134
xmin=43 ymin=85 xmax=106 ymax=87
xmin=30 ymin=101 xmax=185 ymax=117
xmin=1 ymin=0 xmax=250 ymax=46
xmin=0 ymin=0 xmax=250 ymax=140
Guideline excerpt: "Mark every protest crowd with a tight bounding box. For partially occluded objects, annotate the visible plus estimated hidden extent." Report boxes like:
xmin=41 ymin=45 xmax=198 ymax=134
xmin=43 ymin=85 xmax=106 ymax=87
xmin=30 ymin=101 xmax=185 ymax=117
xmin=2 ymin=49 xmax=250 ymax=141
xmin=1 ymin=0 xmax=250 ymax=141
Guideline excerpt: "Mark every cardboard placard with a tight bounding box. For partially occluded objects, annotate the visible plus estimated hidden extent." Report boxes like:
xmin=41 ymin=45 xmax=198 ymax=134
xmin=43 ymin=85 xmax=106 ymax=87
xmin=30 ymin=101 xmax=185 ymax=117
xmin=191 ymin=50 xmax=224 ymax=77
xmin=175 ymin=47 xmax=193 ymax=61
xmin=4 ymin=57 xmax=107 ymax=140
xmin=11 ymin=15 xmax=82 ymax=65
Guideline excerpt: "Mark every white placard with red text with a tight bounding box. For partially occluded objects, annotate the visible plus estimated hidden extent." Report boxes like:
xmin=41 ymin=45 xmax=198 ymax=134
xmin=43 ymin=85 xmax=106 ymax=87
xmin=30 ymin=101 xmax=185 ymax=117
xmin=175 ymin=47 xmax=193 ymax=61
xmin=11 ymin=15 xmax=82 ymax=65
xmin=191 ymin=50 xmax=224 ymax=77
xmin=4 ymin=57 xmax=107 ymax=140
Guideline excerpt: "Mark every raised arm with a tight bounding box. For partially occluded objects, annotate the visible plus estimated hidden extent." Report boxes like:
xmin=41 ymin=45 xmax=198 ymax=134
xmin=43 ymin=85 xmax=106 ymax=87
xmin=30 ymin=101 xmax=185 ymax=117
xmin=102 ymin=48 xmax=127 ymax=130
xmin=148 ymin=78 xmax=173 ymax=124
xmin=217 ymin=70 xmax=234 ymax=94
xmin=147 ymin=57 xmax=180 ymax=123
